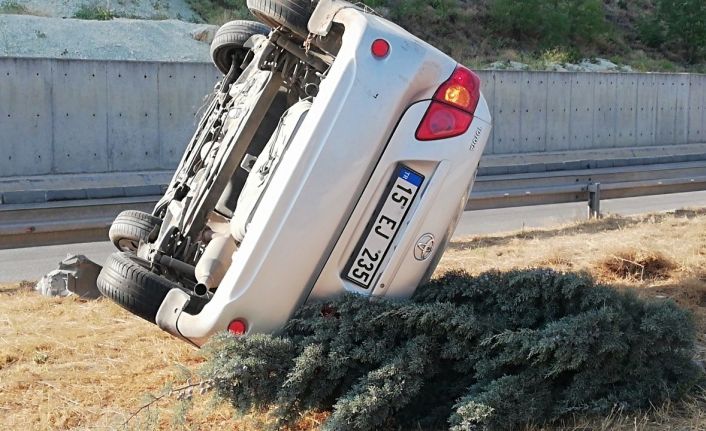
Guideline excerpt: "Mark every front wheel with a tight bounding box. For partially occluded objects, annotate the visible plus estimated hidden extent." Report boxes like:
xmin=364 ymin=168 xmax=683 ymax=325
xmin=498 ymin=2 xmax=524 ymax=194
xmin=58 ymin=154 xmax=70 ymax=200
xmin=210 ymin=20 xmax=271 ymax=74
xmin=108 ymin=210 xmax=161 ymax=252
xmin=246 ymin=0 xmax=314 ymax=39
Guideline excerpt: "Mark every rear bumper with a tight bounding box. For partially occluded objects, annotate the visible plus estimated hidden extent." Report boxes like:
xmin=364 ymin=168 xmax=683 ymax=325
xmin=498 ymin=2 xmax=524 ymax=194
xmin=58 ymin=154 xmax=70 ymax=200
xmin=157 ymin=8 xmax=491 ymax=345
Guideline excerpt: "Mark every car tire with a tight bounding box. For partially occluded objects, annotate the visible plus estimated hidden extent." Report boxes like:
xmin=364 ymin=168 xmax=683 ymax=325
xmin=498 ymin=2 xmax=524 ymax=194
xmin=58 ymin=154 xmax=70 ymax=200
xmin=210 ymin=20 xmax=271 ymax=74
xmin=246 ymin=0 xmax=314 ymax=39
xmin=97 ymin=252 xmax=181 ymax=322
xmin=108 ymin=210 xmax=161 ymax=252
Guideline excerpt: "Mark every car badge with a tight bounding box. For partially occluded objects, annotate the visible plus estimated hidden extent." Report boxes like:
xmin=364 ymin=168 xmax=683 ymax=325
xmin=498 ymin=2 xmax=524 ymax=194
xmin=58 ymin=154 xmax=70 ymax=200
xmin=414 ymin=233 xmax=435 ymax=261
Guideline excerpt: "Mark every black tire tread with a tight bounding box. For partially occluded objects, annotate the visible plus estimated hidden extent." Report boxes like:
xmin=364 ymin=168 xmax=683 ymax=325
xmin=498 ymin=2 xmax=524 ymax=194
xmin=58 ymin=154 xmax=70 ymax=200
xmin=97 ymin=252 xmax=180 ymax=322
xmin=246 ymin=0 xmax=313 ymax=38
xmin=210 ymin=20 xmax=270 ymax=74
xmin=108 ymin=210 xmax=160 ymax=251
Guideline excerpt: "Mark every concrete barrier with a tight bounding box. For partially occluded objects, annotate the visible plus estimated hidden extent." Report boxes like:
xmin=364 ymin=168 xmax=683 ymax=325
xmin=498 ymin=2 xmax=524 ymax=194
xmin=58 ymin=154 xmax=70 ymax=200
xmin=475 ymin=70 xmax=704 ymax=155
xmin=0 ymin=57 xmax=705 ymax=179
xmin=0 ymin=57 xmax=220 ymax=177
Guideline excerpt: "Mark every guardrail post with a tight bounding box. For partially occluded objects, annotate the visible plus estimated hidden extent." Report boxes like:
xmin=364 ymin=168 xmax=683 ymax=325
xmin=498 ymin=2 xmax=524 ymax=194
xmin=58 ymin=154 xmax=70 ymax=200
xmin=588 ymin=182 xmax=601 ymax=219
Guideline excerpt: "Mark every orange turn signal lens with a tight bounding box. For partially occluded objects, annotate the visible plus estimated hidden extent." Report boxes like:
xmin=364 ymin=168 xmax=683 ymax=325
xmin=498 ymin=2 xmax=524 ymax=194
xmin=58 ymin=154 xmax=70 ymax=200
xmin=443 ymin=84 xmax=472 ymax=109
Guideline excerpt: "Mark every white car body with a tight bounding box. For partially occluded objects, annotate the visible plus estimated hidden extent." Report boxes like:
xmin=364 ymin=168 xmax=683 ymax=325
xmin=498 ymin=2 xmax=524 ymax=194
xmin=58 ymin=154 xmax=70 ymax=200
xmin=148 ymin=1 xmax=491 ymax=346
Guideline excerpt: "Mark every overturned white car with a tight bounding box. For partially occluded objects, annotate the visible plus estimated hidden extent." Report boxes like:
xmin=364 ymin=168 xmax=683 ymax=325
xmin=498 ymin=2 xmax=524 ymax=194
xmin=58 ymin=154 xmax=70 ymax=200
xmin=97 ymin=0 xmax=492 ymax=346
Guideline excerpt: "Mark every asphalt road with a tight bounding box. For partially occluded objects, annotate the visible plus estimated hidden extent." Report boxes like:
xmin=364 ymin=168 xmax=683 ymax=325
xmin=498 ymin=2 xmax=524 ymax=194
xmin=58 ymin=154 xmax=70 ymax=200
xmin=2 ymin=190 xmax=706 ymax=283
xmin=455 ymin=189 xmax=706 ymax=236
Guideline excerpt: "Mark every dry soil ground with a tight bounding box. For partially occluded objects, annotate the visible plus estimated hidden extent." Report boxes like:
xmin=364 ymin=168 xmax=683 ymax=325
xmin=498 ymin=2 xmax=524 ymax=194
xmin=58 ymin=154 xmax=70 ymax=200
xmin=1 ymin=210 xmax=706 ymax=430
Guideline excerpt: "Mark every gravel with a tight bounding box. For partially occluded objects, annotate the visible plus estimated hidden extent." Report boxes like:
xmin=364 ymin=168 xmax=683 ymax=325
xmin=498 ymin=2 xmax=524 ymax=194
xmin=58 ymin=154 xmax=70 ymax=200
xmin=488 ymin=58 xmax=635 ymax=73
xmin=6 ymin=0 xmax=200 ymax=21
xmin=0 ymin=14 xmax=217 ymax=62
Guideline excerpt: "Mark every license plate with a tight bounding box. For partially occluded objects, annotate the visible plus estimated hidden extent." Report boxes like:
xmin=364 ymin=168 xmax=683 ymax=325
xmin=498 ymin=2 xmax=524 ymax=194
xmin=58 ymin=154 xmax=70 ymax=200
xmin=344 ymin=165 xmax=424 ymax=288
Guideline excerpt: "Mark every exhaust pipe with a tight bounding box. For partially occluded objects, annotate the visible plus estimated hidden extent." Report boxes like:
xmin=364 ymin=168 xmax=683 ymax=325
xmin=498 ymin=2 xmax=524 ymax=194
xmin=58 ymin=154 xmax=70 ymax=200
xmin=195 ymin=235 xmax=237 ymax=289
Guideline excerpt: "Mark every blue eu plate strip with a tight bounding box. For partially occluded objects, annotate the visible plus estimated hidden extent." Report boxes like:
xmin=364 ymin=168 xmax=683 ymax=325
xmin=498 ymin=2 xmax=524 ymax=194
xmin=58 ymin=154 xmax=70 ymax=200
xmin=399 ymin=167 xmax=423 ymax=187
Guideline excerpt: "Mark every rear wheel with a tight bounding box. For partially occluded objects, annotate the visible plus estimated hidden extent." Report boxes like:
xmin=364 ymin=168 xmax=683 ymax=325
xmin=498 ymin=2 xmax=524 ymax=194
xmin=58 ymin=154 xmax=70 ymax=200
xmin=97 ymin=252 xmax=181 ymax=322
xmin=109 ymin=210 xmax=160 ymax=252
xmin=210 ymin=20 xmax=271 ymax=74
xmin=246 ymin=0 xmax=314 ymax=39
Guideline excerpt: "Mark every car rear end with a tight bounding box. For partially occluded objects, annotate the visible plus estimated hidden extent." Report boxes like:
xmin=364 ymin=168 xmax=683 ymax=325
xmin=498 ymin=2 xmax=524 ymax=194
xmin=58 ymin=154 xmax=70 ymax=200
xmin=164 ymin=5 xmax=491 ymax=345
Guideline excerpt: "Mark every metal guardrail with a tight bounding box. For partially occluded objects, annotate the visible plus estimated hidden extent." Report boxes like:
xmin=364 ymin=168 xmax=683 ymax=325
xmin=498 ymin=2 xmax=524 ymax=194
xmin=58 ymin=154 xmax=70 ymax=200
xmin=467 ymin=176 xmax=706 ymax=213
xmin=466 ymin=161 xmax=706 ymax=215
xmin=1 ymin=162 xmax=705 ymax=248
xmin=0 ymin=196 xmax=157 ymax=248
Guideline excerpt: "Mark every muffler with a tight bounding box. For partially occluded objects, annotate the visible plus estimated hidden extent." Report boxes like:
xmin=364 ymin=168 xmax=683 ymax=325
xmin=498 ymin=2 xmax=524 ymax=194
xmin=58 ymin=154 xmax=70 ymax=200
xmin=195 ymin=235 xmax=237 ymax=289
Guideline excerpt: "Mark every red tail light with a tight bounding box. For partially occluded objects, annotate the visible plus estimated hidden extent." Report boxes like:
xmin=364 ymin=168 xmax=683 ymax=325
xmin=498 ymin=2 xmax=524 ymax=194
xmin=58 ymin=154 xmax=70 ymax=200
xmin=371 ymin=39 xmax=390 ymax=58
xmin=416 ymin=103 xmax=473 ymax=141
xmin=416 ymin=65 xmax=481 ymax=141
xmin=228 ymin=319 xmax=248 ymax=335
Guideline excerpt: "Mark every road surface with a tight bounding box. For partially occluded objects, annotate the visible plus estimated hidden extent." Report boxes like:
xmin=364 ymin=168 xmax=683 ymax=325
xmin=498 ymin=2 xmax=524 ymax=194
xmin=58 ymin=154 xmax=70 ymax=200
xmin=2 ymin=190 xmax=706 ymax=282
xmin=454 ymin=189 xmax=706 ymax=236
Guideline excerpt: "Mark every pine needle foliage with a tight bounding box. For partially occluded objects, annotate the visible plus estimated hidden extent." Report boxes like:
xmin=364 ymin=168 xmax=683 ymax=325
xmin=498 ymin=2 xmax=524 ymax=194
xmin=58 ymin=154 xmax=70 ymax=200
xmin=201 ymin=269 xmax=702 ymax=430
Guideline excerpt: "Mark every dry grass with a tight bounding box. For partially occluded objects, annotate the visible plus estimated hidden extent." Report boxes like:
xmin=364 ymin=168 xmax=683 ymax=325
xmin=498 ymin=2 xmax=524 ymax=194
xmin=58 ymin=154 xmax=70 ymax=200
xmin=441 ymin=210 xmax=706 ymax=287
xmin=0 ymin=281 xmax=330 ymax=430
xmin=596 ymin=249 xmax=677 ymax=282
xmin=0 ymin=284 xmax=236 ymax=430
xmin=2 ymin=209 xmax=706 ymax=430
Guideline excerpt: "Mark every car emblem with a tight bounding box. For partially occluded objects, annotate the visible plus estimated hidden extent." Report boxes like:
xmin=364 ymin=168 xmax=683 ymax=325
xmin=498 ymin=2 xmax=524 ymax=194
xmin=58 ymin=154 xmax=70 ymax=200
xmin=414 ymin=234 xmax=435 ymax=261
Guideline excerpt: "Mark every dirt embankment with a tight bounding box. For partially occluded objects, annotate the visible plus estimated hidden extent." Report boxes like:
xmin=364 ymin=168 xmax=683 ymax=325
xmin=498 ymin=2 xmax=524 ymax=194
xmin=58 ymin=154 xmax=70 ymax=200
xmin=0 ymin=14 xmax=216 ymax=62
xmin=7 ymin=0 xmax=200 ymax=21
xmin=0 ymin=1 xmax=216 ymax=62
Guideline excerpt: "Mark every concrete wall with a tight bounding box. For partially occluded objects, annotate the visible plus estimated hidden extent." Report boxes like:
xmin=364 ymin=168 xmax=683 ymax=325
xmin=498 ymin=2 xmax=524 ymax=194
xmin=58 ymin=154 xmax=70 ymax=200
xmin=1 ymin=58 xmax=704 ymax=179
xmin=0 ymin=57 xmax=220 ymax=178
xmin=476 ymin=70 xmax=704 ymax=155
